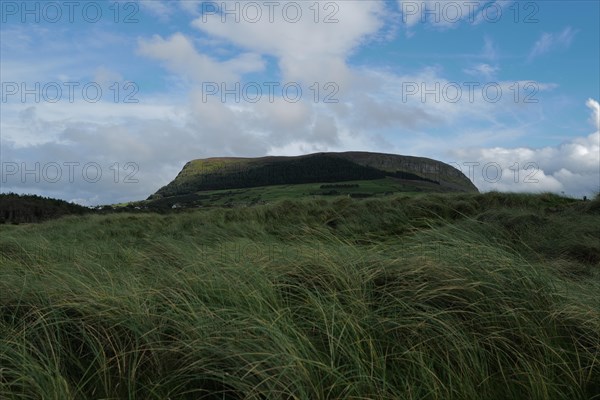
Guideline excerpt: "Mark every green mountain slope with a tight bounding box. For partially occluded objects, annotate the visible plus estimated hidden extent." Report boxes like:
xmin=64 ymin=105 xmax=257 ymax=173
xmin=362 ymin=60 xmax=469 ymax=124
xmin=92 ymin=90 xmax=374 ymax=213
xmin=148 ymin=152 xmax=478 ymax=207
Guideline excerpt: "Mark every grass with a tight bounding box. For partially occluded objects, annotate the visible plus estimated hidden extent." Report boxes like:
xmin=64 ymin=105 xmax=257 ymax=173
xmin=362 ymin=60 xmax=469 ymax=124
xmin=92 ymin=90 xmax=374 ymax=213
xmin=141 ymin=177 xmax=453 ymax=210
xmin=1 ymin=192 xmax=599 ymax=399
xmin=168 ymin=178 xmax=435 ymax=207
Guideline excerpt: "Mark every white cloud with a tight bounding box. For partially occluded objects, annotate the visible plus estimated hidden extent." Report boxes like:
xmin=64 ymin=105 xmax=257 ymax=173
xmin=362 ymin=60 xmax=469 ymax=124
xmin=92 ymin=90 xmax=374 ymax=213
xmin=190 ymin=1 xmax=385 ymax=84
xmin=448 ymin=99 xmax=600 ymax=197
xmin=587 ymin=98 xmax=600 ymax=130
xmin=137 ymin=33 xmax=265 ymax=84
xmin=464 ymin=63 xmax=499 ymax=79
xmin=528 ymin=26 xmax=577 ymax=61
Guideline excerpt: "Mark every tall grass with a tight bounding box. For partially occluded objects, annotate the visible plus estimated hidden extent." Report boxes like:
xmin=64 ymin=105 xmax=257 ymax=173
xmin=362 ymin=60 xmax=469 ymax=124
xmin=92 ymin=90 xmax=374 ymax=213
xmin=1 ymin=192 xmax=599 ymax=399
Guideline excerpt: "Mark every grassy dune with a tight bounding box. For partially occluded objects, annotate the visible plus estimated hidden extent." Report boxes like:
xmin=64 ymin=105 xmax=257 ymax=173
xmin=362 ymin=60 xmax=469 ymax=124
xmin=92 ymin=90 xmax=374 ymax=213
xmin=1 ymin=192 xmax=599 ymax=399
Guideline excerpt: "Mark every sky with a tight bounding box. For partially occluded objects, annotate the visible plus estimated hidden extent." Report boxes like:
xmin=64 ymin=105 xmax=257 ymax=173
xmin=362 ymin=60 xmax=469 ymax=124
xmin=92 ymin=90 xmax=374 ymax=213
xmin=1 ymin=0 xmax=599 ymax=205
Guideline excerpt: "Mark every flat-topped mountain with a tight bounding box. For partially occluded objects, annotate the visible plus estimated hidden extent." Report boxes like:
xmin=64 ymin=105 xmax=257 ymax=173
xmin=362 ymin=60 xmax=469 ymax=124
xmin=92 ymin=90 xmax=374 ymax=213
xmin=146 ymin=152 xmax=478 ymax=208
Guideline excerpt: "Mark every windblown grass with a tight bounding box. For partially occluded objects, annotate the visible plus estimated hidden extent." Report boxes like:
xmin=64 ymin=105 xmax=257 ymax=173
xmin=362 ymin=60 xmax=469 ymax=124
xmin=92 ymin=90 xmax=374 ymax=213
xmin=1 ymin=192 xmax=599 ymax=399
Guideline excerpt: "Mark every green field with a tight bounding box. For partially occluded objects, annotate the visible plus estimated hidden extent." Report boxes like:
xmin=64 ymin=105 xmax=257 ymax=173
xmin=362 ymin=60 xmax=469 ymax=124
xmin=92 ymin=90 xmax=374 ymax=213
xmin=145 ymin=178 xmax=442 ymax=208
xmin=1 ymin=192 xmax=599 ymax=399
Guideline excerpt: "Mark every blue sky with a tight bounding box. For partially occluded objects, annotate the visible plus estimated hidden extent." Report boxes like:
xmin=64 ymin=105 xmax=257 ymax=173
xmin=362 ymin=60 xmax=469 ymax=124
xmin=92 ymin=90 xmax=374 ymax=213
xmin=1 ymin=0 xmax=598 ymax=205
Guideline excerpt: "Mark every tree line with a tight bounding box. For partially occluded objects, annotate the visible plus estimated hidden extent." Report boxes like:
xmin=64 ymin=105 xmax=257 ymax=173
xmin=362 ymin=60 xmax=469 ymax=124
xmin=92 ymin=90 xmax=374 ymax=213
xmin=0 ymin=193 xmax=90 ymax=224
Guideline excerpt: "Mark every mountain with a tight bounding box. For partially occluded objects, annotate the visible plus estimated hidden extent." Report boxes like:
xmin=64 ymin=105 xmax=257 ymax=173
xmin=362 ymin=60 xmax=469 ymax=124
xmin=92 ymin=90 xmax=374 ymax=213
xmin=146 ymin=152 xmax=478 ymax=208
